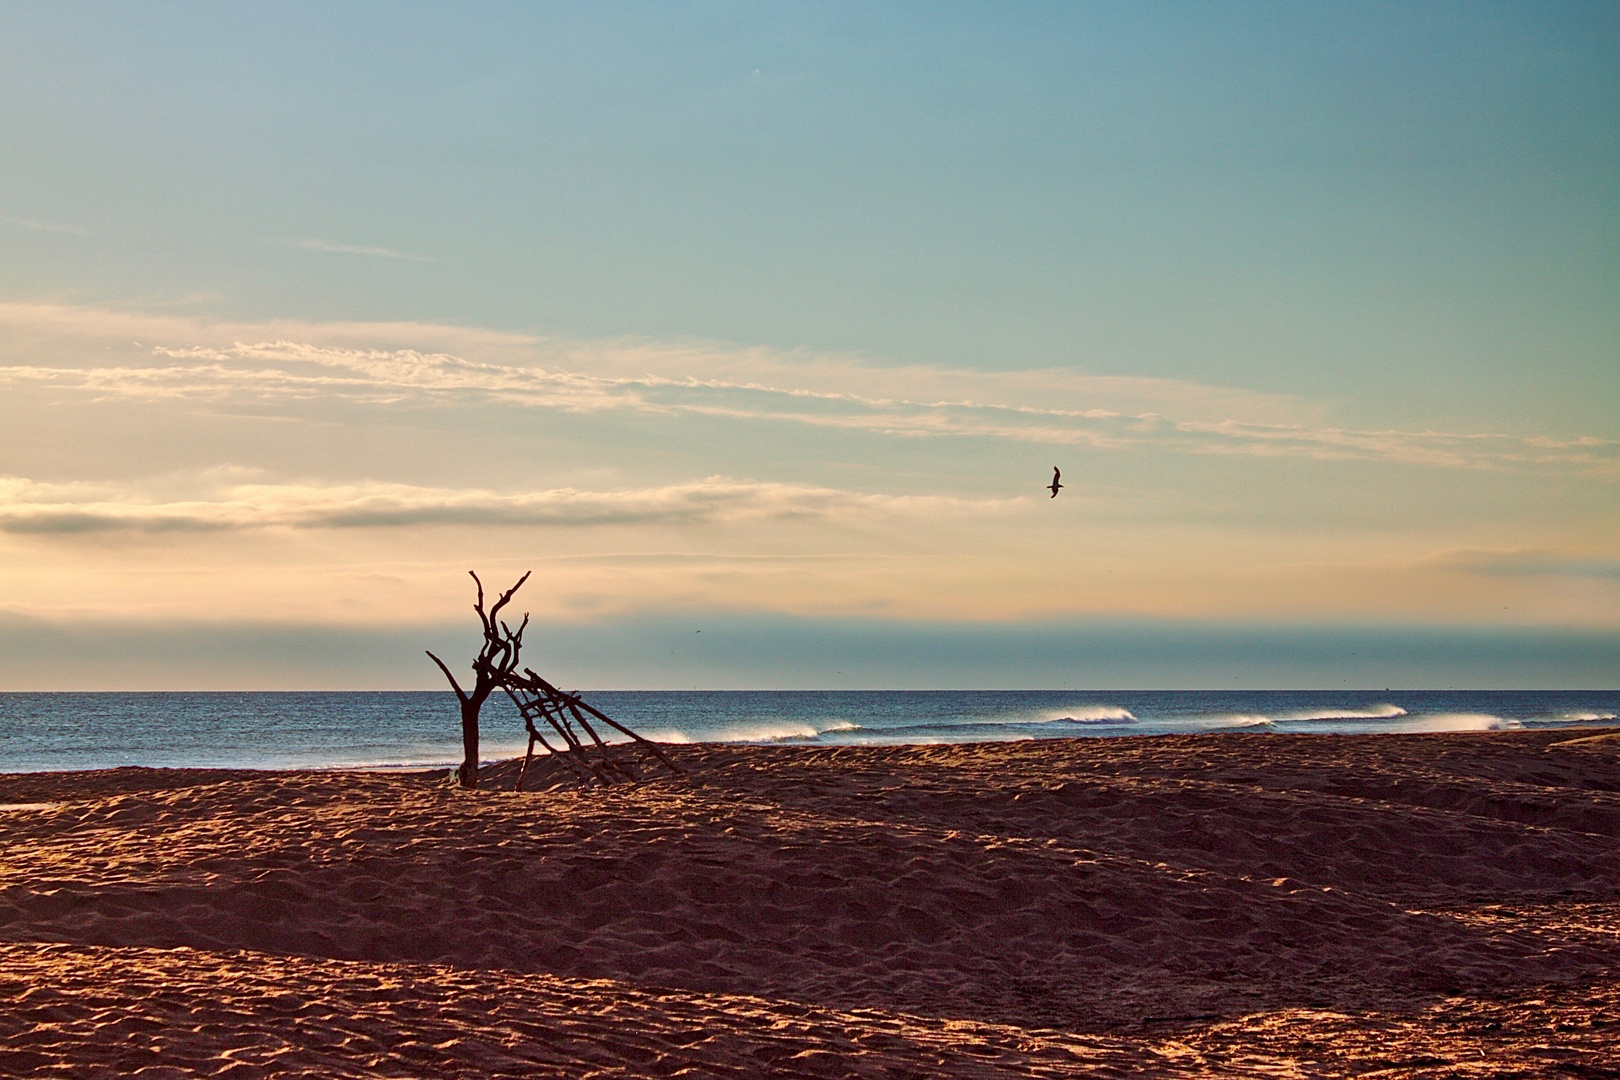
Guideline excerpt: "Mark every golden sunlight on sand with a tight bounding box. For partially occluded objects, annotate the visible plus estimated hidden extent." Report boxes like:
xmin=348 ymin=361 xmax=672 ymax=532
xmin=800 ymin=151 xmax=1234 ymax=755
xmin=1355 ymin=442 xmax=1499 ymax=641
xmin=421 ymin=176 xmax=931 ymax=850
xmin=1 ymin=731 xmax=1616 ymax=1076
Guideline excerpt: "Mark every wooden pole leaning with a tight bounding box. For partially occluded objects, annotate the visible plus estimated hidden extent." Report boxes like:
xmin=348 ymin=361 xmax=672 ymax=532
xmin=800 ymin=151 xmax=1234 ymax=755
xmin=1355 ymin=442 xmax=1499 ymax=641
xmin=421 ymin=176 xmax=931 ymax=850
xmin=495 ymin=668 xmax=680 ymax=790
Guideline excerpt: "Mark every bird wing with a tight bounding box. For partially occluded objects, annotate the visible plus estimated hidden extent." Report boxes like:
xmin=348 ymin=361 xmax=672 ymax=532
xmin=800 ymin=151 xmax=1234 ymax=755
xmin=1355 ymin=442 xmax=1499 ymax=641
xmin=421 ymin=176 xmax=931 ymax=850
xmin=1052 ymin=467 xmax=1060 ymax=482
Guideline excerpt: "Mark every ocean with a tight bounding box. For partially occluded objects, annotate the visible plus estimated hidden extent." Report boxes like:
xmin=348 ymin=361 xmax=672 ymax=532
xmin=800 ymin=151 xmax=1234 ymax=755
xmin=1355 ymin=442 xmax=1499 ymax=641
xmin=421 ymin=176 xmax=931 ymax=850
xmin=1 ymin=689 xmax=1616 ymax=773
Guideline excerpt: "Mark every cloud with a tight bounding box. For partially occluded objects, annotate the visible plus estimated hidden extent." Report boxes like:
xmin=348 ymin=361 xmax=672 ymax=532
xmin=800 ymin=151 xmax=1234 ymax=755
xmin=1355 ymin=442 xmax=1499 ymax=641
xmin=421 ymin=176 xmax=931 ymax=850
xmin=0 ymin=301 xmax=538 ymax=363
xmin=283 ymin=238 xmax=432 ymax=261
xmin=0 ymin=215 xmax=92 ymax=236
xmin=2 ymin=609 xmax=1618 ymax=691
xmin=0 ymin=474 xmax=1011 ymax=535
xmin=1 ymin=302 xmax=1615 ymax=480
xmin=7 ymin=338 xmax=1614 ymax=478
xmin=1435 ymin=549 xmax=1620 ymax=580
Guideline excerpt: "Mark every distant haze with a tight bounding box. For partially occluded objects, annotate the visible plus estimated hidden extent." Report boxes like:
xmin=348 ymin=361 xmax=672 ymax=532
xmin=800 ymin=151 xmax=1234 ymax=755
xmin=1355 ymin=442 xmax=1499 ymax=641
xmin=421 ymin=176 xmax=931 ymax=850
xmin=1 ymin=3 xmax=1615 ymax=689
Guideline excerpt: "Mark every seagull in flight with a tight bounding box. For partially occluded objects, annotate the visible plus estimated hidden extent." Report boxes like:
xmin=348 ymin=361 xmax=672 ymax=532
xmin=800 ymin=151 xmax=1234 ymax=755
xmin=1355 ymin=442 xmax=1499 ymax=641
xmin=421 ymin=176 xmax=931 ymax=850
xmin=1048 ymin=466 xmax=1063 ymax=498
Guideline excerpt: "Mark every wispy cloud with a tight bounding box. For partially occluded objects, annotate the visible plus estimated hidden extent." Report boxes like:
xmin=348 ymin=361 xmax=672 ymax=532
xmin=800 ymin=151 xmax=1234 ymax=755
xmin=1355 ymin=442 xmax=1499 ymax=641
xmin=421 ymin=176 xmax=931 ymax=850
xmin=1435 ymin=549 xmax=1620 ymax=580
xmin=4 ymin=338 xmax=1614 ymax=479
xmin=1 ymin=302 xmax=1614 ymax=480
xmin=0 ymin=474 xmax=1010 ymax=535
xmin=4 ymin=302 xmax=1610 ymax=635
xmin=0 ymin=301 xmax=538 ymax=362
xmin=1 ymin=214 xmax=92 ymax=236
xmin=283 ymin=238 xmax=432 ymax=262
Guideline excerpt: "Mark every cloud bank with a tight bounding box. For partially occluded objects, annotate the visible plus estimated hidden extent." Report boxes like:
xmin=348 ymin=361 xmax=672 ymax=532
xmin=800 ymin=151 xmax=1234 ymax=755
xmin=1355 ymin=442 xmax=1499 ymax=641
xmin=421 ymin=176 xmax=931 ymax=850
xmin=0 ymin=474 xmax=1009 ymax=535
xmin=2 ymin=609 xmax=1616 ymax=690
xmin=2 ymin=302 xmax=1614 ymax=640
xmin=1 ymin=302 xmax=1613 ymax=480
xmin=1434 ymin=549 xmax=1620 ymax=580
xmin=283 ymin=238 xmax=433 ymax=261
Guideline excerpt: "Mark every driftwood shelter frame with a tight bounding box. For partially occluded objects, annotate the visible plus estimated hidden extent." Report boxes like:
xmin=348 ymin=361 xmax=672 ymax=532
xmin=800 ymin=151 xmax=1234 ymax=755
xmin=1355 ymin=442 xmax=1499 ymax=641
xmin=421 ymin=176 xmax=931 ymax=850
xmin=428 ymin=571 xmax=680 ymax=790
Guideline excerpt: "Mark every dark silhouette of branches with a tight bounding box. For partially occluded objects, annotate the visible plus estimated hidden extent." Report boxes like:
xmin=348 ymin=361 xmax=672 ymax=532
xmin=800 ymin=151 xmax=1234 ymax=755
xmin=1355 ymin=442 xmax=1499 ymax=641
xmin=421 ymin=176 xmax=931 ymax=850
xmin=426 ymin=570 xmax=531 ymax=789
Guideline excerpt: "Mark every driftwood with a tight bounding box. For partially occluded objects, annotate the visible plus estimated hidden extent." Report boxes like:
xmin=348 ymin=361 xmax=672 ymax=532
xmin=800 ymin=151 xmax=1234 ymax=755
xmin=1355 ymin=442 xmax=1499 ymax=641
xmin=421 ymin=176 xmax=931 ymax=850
xmin=504 ymin=668 xmax=681 ymax=791
xmin=426 ymin=571 xmax=530 ymax=789
xmin=428 ymin=571 xmax=681 ymax=790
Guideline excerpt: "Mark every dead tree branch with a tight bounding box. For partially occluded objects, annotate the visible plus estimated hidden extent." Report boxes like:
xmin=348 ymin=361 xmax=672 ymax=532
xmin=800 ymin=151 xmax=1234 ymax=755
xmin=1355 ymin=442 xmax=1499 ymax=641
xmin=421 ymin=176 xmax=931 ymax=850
xmin=426 ymin=570 xmax=531 ymax=789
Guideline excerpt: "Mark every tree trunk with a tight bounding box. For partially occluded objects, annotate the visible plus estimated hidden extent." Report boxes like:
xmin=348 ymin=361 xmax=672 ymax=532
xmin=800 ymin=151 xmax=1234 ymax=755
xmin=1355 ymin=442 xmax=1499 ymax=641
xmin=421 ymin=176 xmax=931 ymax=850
xmin=458 ymin=697 xmax=482 ymax=789
xmin=429 ymin=570 xmax=532 ymax=791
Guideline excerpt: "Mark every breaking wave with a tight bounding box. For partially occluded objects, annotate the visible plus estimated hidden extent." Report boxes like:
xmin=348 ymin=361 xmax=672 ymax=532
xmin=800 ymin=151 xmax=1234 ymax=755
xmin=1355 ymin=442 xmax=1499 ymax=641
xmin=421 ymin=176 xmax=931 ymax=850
xmin=1033 ymin=706 xmax=1137 ymax=725
xmin=1401 ymin=713 xmax=1521 ymax=732
xmin=1279 ymin=704 xmax=1409 ymax=722
xmin=643 ymin=719 xmax=860 ymax=744
xmin=1203 ymin=715 xmax=1275 ymax=729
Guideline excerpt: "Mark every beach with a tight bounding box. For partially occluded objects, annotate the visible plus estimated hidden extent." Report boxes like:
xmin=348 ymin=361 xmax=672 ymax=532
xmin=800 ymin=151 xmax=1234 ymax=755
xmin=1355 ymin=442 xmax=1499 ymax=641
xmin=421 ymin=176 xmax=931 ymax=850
xmin=2 ymin=728 xmax=1616 ymax=1077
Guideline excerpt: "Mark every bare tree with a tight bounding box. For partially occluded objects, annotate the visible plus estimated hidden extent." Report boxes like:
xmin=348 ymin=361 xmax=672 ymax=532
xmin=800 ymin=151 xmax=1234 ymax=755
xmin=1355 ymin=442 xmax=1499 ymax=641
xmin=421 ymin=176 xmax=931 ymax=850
xmin=426 ymin=571 xmax=531 ymax=789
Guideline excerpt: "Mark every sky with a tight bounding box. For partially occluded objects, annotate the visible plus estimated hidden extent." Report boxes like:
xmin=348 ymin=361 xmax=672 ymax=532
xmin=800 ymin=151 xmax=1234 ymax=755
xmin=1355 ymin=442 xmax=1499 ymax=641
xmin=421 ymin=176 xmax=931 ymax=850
xmin=0 ymin=1 xmax=1616 ymax=689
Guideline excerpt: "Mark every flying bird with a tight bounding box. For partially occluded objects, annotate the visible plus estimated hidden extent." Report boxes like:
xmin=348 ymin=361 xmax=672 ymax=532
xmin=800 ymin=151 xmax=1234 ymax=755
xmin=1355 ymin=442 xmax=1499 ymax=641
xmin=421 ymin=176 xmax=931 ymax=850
xmin=1048 ymin=466 xmax=1063 ymax=498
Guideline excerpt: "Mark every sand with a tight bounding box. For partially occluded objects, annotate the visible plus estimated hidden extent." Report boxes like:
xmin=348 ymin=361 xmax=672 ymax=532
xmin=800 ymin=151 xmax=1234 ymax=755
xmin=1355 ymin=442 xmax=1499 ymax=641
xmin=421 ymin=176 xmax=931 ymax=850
xmin=1 ymin=728 xmax=1616 ymax=1077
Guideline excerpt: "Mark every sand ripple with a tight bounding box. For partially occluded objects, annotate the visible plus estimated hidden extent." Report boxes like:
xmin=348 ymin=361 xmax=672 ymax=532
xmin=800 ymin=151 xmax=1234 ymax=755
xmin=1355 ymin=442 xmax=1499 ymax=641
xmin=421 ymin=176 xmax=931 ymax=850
xmin=1 ymin=730 xmax=1616 ymax=1075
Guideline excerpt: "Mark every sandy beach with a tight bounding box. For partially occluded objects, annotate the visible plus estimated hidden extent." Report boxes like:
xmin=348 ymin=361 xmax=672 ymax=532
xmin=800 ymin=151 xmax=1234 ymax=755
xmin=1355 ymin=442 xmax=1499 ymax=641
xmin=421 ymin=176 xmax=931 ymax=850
xmin=1 ymin=728 xmax=1616 ymax=1077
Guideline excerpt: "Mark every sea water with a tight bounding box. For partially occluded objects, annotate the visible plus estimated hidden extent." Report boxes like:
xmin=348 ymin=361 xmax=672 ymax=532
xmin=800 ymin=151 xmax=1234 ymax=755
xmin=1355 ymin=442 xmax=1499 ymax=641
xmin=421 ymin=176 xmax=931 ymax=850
xmin=1 ymin=690 xmax=1616 ymax=773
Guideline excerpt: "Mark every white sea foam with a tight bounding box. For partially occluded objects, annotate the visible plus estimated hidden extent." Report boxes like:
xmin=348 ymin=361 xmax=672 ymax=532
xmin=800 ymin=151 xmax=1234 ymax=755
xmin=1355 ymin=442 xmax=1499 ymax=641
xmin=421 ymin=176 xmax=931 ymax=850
xmin=1032 ymin=706 xmax=1137 ymax=725
xmin=1203 ymin=714 xmax=1275 ymax=729
xmin=1196 ymin=704 xmax=1410 ymax=729
xmin=1279 ymin=704 xmax=1409 ymax=722
xmin=1402 ymin=712 xmax=1521 ymax=732
xmin=638 ymin=729 xmax=694 ymax=744
xmin=1564 ymin=711 xmax=1618 ymax=722
xmin=642 ymin=719 xmax=862 ymax=745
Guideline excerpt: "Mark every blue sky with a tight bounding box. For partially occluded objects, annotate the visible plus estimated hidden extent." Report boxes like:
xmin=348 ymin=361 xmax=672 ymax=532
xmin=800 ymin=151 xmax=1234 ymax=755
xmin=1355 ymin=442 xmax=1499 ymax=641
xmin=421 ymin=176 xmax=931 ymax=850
xmin=1 ymin=2 xmax=1615 ymax=688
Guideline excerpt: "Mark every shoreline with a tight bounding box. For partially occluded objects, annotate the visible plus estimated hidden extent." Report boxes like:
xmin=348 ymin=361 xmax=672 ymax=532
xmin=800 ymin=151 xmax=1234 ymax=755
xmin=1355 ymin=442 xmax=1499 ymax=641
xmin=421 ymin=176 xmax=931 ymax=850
xmin=4 ymin=689 xmax=1616 ymax=779
xmin=2 ymin=729 xmax=1616 ymax=1075
xmin=2 ymin=720 xmax=1617 ymax=780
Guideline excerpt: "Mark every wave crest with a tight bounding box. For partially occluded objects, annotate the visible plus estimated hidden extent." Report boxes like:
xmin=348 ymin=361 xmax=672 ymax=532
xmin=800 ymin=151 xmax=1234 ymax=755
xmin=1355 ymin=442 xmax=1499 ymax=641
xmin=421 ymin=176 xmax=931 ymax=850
xmin=1037 ymin=706 xmax=1137 ymax=725
xmin=1281 ymin=704 xmax=1409 ymax=722
xmin=1404 ymin=713 xmax=1521 ymax=732
xmin=644 ymin=719 xmax=860 ymax=745
xmin=1204 ymin=714 xmax=1275 ymax=729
